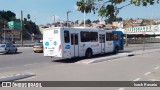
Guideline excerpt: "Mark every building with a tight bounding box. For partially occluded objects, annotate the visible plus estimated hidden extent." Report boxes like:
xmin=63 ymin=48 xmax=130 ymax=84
xmin=0 ymin=27 xmax=20 ymax=43
xmin=0 ymin=21 xmax=21 ymax=43
xmin=123 ymin=24 xmax=160 ymax=43
xmin=125 ymin=25 xmax=160 ymax=35
xmin=112 ymin=21 xmax=124 ymax=29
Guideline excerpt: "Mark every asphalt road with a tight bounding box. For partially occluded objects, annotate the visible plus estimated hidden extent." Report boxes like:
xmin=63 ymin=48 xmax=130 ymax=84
xmin=27 ymin=51 xmax=160 ymax=90
xmin=0 ymin=43 xmax=160 ymax=90
xmin=0 ymin=43 xmax=160 ymax=73
xmin=0 ymin=47 xmax=60 ymax=72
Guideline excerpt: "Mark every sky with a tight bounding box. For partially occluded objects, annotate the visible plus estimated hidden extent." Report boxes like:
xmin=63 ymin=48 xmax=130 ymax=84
xmin=0 ymin=0 xmax=160 ymax=25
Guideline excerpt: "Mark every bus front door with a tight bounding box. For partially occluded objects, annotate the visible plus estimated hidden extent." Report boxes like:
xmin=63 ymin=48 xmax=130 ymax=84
xmin=71 ymin=33 xmax=79 ymax=57
xmin=99 ymin=34 xmax=105 ymax=53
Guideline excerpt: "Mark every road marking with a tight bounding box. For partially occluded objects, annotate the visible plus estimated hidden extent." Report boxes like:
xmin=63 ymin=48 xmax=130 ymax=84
xmin=150 ymin=79 xmax=158 ymax=81
xmin=0 ymin=72 xmax=35 ymax=81
xmin=0 ymin=62 xmax=43 ymax=71
xmin=118 ymin=88 xmax=125 ymax=90
xmin=0 ymin=67 xmax=12 ymax=70
xmin=133 ymin=78 xmax=141 ymax=81
xmin=77 ymin=53 xmax=133 ymax=64
xmin=24 ymin=63 xmax=39 ymax=67
xmin=144 ymin=72 xmax=151 ymax=76
xmin=154 ymin=66 xmax=159 ymax=70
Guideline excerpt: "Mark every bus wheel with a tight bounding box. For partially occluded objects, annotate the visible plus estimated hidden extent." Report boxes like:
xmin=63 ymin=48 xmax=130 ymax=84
xmin=85 ymin=49 xmax=92 ymax=58
xmin=114 ymin=46 xmax=119 ymax=53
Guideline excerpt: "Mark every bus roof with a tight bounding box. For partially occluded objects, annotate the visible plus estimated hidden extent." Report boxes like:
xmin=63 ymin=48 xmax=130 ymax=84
xmin=44 ymin=27 xmax=123 ymax=34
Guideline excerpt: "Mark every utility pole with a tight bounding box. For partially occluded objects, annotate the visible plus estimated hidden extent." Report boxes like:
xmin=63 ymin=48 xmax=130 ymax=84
xmin=125 ymin=29 xmax=128 ymax=46
xmin=67 ymin=11 xmax=71 ymax=27
xmin=3 ymin=25 xmax=5 ymax=43
xmin=20 ymin=11 xmax=23 ymax=47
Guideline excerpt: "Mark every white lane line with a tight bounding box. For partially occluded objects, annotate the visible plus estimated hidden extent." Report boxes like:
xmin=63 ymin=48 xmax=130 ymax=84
xmin=133 ymin=78 xmax=141 ymax=81
xmin=144 ymin=72 xmax=151 ymax=76
xmin=23 ymin=63 xmax=40 ymax=67
xmin=0 ymin=67 xmax=12 ymax=70
xmin=0 ymin=63 xmax=41 ymax=71
xmin=150 ymin=79 xmax=158 ymax=81
xmin=154 ymin=66 xmax=159 ymax=70
xmin=118 ymin=88 xmax=125 ymax=90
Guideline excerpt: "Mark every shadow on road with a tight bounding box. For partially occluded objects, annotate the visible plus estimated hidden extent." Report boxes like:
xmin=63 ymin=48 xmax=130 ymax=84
xmin=52 ymin=52 xmax=124 ymax=63
xmin=52 ymin=50 xmax=134 ymax=63
xmin=119 ymin=50 xmax=132 ymax=53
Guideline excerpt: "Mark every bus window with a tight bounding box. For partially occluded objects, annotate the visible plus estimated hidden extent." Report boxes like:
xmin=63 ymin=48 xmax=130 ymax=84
xmin=99 ymin=34 xmax=105 ymax=43
xmin=113 ymin=33 xmax=118 ymax=40
xmin=106 ymin=33 xmax=109 ymax=41
xmin=90 ymin=32 xmax=98 ymax=42
xmin=80 ymin=31 xmax=90 ymax=42
xmin=64 ymin=31 xmax=70 ymax=43
xmin=106 ymin=33 xmax=112 ymax=41
xmin=71 ymin=34 xmax=78 ymax=45
xmin=75 ymin=34 xmax=78 ymax=45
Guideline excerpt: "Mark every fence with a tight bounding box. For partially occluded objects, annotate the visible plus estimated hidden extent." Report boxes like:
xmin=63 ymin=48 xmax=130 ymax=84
xmin=127 ymin=37 xmax=160 ymax=44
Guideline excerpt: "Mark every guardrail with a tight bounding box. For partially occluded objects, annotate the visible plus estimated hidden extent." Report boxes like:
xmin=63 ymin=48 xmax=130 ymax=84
xmin=14 ymin=44 xmax=34 ymax=47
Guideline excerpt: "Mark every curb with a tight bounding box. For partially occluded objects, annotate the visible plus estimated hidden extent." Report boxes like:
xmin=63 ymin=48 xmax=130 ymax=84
xmin=77 ymin=49 xmax=160 ymax=64
xmin=77 ymin=53 xmax=134 ymax=64
xmin=0 ymin=72 xmax=35 ymax=82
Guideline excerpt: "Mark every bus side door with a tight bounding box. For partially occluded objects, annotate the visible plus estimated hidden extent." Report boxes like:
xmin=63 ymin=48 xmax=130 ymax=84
xmin=106 ymin=33 xmax=114 ymax=52
xmin=63 ymin=30 xmax=72 ymax=58
xmin=71 ymin=33 xmax=79 ymax=57
xmin=99 ymin=34 xmax=105 ymax=53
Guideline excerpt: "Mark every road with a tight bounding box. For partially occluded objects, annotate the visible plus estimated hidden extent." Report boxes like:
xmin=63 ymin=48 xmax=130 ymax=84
xmin=0 ymin=47 xmax=59 ymax=72
xmin=0 ymin=43 xmax=160 ymax=90
xmin=0 ymin=43 xmax=160 ymax=71
xmin=24 ymin=50 xmax=160 ymax=90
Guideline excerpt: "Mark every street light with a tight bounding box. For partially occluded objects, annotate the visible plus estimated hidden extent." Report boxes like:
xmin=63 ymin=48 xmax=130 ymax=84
xmin=67 ymin=11 xmax=71 ymax=27
xmin=83 ymin=10 xmax=86 ymax=27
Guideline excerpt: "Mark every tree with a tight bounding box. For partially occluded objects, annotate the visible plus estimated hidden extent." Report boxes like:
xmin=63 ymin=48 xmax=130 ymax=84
xmin=76 ymin=0 xmax=159 ymax=19
xmin=105 ymin=17 xmax=123 ymax=24
xmin=86 ymin=19 xmax=91 ymax=24
xmin=27 ymin=14 xmax=31 ymax=21
xmin=0 ymin=10 xmax=16 ymax=21
xmin=76 ymin=0 xmax=95 ymax=14
xmin=75 ymin=20 xmax=79 ymax=24
xmin=92 ymin=19 xmax=99 ymax=23
xmin=140 ymin=19 xmax=155 ymax=26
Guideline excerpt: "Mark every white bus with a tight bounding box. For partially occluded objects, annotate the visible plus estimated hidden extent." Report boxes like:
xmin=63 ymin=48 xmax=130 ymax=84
xmin=43 ymin=27 xmax=124 ymax=58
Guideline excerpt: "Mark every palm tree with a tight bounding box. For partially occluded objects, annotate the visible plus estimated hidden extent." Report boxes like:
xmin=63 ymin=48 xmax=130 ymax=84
xmin=27 ymin=14 xmax=31 ymax=21
xmin=76 ymin=0 xmax=94 ymax=27
xmin=76 ymin=0 xmax=94 ymax=13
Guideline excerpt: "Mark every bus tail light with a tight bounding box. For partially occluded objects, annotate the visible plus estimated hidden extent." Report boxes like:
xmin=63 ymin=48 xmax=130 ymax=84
xmin=58 ymin=45 xmax=62 ymax=51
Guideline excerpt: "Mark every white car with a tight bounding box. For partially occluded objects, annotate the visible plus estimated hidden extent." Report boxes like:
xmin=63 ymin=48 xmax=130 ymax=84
xmin=0 ymin=43 xmax=17 ymax=54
